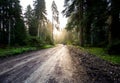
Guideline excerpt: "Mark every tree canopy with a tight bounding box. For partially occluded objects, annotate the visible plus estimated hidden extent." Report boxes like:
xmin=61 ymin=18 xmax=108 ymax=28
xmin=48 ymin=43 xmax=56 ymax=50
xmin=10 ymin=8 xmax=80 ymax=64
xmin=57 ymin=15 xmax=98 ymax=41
xmin=63 ymin=0 xmax=120 ymax=54
xmin=0 ymin=0 xmax=26 ymax=46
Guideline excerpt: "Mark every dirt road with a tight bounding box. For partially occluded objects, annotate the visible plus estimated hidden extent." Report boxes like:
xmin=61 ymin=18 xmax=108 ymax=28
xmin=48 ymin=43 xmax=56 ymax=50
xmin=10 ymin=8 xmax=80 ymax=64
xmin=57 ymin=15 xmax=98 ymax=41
xmin=0 ymin=45 xmax=88 ymax=83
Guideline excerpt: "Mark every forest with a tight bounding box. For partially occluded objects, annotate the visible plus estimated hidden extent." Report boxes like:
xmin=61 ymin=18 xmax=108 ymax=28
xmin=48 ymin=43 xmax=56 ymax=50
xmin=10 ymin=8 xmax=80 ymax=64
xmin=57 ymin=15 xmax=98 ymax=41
xmin=0 ymin=0 xmax=120 ymax=82
xmin=63 ymin=0 xmax=120 ymax=55
xmin=0 ymin=0 xmax=120 ymax=55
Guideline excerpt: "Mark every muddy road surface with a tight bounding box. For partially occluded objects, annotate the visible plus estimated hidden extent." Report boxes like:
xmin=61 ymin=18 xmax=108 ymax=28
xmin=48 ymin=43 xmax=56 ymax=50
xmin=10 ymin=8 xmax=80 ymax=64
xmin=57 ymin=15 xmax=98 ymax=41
xmin=0 ymin=45 xmax=88 ymax=83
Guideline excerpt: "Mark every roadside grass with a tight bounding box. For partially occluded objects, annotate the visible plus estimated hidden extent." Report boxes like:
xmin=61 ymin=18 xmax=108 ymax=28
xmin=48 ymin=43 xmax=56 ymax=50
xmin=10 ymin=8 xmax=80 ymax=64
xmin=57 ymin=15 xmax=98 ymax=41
xmin=83 ymin=47 xmax=120 ymax=64
xmin=0 ymin=45 xmax=54 ymax=58
xmin=40 ymin=45 xmax=54 ymax=49
xmin=0 ymin=47 xmax=37 ymax=58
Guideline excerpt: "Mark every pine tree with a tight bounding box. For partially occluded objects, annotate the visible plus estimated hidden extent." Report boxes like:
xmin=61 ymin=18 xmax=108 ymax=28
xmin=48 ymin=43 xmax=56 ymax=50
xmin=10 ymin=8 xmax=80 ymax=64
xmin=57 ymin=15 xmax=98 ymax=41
xmin=51 ymin=1 xmax=59 ymax=42
xmin=63 ymin=0 xmax=84 ymax=46
xmin=34 ymin=0 xmax=47 ymax=39
xmin=63 ymin=0 xmax=108 ymax=46
xmin=0 ymin=0 xmax=27 ymax=46
xmin=25 ymin=5 xmax=37 ymax=36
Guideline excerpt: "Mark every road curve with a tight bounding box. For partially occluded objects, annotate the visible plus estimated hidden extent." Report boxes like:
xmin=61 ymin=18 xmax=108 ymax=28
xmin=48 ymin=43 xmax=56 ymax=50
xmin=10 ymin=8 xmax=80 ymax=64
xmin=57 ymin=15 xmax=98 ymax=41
xmin=0 ymin=45 xmax=88 ymax=83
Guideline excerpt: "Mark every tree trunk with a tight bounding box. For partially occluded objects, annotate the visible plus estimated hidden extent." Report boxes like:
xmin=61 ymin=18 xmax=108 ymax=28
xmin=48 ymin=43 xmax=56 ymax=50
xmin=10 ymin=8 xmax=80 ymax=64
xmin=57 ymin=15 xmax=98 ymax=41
xmin=110 ymin=0 xmax=120 ymax=42
xmin=8 ymin=19 xmax=11 ymax=46
xmin=108 ymin=16 xmax=112 ymax=45
xmin=79 ymin=0 xmax=84 ymax=46
xmin=79 ymin=25 xmax=84 ymax=46
xmin=38 ymin=20 xmax=41 ymax=39
xmin=52 ymin=14 xmax=54 ymax=43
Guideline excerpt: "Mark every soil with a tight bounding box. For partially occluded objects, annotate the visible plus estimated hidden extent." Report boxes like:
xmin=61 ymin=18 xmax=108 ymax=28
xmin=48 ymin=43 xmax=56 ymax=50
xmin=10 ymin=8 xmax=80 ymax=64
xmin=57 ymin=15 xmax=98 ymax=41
xmin=68 ymin=46 xmax=120 ymax=83
xmin=0 ymin=44 xmax=119 ymax=83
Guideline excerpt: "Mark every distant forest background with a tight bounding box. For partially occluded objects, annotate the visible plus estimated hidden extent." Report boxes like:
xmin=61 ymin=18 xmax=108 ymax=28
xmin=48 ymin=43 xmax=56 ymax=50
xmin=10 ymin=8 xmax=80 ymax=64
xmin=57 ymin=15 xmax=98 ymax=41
xmin=0 ymin=0 xmax=120 ymax=55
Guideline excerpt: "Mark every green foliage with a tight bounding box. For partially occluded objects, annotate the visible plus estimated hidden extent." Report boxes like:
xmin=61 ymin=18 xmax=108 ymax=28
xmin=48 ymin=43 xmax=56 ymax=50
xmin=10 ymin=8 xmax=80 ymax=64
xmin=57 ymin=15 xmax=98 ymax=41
xmin=24 ymin=1 xmax=53 ymax=46
xmin=25 ymin=36 xmax=54 ymax=47
xmin=66 ymin=41 xmax=72 ymax=45
xmin=24 ymin=5 xmax=38 ymax=36
xmin=25 ymin=36 xmax=42 ymax=47
xmin=0 ymin=45 xmax=54 ymax=58
xmin=65 ymin=39 xmax=79 ymax=45
xmin=0 ymin=0 xmax=27 ymax=46
xmin=0 ymin=47 xmax=37 ymax=58
xmin=63 ymin=0 xmax=120 ymax=54
xmin=63 ymin=0 xmax=84 ymax=46
xmin=13 ymin=19 xmax=27 ymax=45
xmin=84 ymin=47 xmax=120 ymax=64
xmin=45 ymin=35 xmax=53 ymax=45
xmin=40 ymin=45 xmax=54 ymax=49
xmin=34 ymin=0 xmax=46 ymax=20
xmin=65 ymin=13 xmax=79 ymax=32
xmin=51 ymin=1 xmax=59 ymax=30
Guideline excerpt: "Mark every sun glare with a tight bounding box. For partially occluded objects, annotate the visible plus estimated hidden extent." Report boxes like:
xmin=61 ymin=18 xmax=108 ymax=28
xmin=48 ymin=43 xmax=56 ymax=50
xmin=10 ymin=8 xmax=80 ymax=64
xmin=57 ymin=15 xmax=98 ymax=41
xmin=20 ymin=0 xmax=67 ymax=42
xmin=53 ymin=28 xmax=61 ymax=36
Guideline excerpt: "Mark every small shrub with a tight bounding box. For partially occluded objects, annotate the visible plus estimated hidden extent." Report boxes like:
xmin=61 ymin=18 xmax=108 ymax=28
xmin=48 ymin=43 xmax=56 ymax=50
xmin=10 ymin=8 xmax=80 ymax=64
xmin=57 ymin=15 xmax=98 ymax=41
xmin=25 ymin=36 xmax=41 ymax=47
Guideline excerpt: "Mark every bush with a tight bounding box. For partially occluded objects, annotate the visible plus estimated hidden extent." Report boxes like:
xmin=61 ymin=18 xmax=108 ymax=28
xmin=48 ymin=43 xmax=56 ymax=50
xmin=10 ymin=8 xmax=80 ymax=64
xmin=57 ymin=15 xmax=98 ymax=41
xmin=0 ymin=47 xmax=37 ymax=58
xmin=25 ymin=36 xmax=41 ymax=47
xmin=45 ymin=36 xmax=54 ymax=45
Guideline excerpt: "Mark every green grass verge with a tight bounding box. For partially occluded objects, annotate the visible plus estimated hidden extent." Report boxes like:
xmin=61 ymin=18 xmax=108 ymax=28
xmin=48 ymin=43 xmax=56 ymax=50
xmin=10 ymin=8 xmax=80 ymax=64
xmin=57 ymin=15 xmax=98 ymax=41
xmin=40 ymin=45 xmax=54 ymax=49
xmin=0 ymin=47 xmax=37 ymax=58
xmin=0 ymin=45 xmax=54 ymax=58
xmin=84 ymin=47 xmax=120 ymax=64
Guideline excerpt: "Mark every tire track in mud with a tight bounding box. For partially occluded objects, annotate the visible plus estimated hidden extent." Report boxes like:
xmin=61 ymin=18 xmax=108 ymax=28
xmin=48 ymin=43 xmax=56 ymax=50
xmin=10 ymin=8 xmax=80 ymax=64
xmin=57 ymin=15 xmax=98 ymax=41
xmin=0 ymin=45 xmax=63 ymax=83
xmin=0 ymin=45 xmax=85 ymax=83
xmin=25 ymin=46 xmax=65 ymax=83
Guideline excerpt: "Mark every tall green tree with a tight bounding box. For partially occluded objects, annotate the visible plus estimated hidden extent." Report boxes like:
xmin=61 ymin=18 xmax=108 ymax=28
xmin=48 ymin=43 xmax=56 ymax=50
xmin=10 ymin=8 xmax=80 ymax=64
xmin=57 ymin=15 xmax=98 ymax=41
xmin=63 ymin=0 xmax=108 ymax=46
xmin=63 ymin=0 xmax=84 ymax=46
xmin=0 ymin=0 xmax=27 ymax=46
xmin=24 ymin=5 xmax=37 ymax=36
xmin=110 ymin=0 xmax=120 ymax=43
xmin=34 ymin=0 xmax=47 ymax=39
xmin=51 ymin=1 xmax=59 ymax=42
xmin=107 ymin=0 xmax=120 ymax=54
xmin=63 ymin=0 xmax=120 ymax=54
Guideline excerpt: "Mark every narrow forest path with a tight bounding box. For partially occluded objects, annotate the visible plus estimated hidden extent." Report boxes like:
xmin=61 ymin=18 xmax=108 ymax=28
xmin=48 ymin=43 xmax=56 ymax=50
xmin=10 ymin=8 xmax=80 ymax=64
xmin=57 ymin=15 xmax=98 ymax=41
xmin=0 ymin=45 xmax=119 ymax=83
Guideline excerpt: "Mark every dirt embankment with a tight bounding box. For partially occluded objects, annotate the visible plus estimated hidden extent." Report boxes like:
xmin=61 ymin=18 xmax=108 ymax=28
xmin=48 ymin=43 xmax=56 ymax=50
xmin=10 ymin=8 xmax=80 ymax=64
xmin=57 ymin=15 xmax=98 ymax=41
xmin=68 ymin=46 xmax=120 ymax=83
